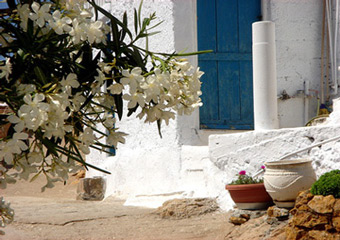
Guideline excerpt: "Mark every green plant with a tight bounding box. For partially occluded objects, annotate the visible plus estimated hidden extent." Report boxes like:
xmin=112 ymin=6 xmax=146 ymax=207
xmin=0 ymin=0 xmax=209 ymax=190
xmin=229 ymin=167 xmax=265 ymax=185
xmin=311 ymin=170 xmax=340 ymax=198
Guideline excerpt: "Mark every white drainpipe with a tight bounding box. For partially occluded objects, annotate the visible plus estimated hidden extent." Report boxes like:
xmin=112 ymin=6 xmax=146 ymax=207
xmin=252 ymin=21 xmax=279 ymax=130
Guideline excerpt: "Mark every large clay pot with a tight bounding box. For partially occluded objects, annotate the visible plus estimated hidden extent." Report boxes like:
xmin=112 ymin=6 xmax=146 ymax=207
xmin=264 ymin=159 xmax=316 ymax=208
xmin=226 ymin=183 xmax=273 ymax=210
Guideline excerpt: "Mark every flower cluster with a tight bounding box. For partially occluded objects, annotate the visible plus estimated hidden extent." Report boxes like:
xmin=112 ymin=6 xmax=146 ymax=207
xmin=0 ymin=197 xmax=14 ymax=234
xmin=229 ymin=166 xmax=265 ymax=185
xmin=0 ymin=0 xmax=205 ymax=193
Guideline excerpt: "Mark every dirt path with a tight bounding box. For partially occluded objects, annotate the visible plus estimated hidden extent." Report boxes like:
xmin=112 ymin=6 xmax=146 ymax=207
xmin=1 ymin=176 xmax=287 ymax=240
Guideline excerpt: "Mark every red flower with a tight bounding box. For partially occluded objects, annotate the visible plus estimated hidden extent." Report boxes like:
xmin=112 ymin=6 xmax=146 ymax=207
xmin=239 ymin=170 xmax=246 ymax=175
xmin=261 ymin=165 xmax=265 ymax=169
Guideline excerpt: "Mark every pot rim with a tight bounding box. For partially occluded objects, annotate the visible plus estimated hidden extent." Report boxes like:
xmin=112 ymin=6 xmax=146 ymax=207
xmin=264 ymin=159 xmax=312 ymax=166
xmin=225 ymin=183 xmax=265 ymax=190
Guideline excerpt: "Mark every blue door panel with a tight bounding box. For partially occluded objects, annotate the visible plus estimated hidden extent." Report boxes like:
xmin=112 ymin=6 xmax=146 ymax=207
xmin=198 ymin=0 xmax=260 ymax=129
xmin=238 ymin=0 xmax=261 ymax=53
xmin=240 ymin=61 xmax=254 ymax=122
xmin=217 ymin=0 xmax=238 ymax=53
xmin=219 ymin=61 xmax=240 ymax=122
xmin=197 ymin=0 xmax=216 ymax=52
xmin=199 ymin=60 xmax=219 ymax=122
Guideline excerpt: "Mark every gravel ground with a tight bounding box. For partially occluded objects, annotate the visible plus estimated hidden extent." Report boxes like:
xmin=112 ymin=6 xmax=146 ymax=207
xmin=1 ymin=176 xmax=286 ymax=240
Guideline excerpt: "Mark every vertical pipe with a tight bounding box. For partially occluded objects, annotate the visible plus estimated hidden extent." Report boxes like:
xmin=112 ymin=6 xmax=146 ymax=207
xmin=252 ymin=21 xmax=279 ymax=130
xmin=304 ymin=80 xmax=309 ymax=124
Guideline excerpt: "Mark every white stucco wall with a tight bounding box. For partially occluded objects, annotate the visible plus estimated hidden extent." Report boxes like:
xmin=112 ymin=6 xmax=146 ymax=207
xmin=87 ymin=0 xmax=191 ymax=200
xmin=85 ymin=0 xmax=340 ymax=210
xmin=270 ymin=0 xmax=324 ymax=128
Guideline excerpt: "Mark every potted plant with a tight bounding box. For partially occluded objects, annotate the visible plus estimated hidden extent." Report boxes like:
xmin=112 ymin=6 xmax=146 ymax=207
xmin=226 ymin=166 xmax=273 ymax=210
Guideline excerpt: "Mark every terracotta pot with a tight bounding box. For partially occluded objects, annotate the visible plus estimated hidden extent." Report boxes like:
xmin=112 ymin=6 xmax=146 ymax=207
xmin=226 ymin=183 xmax=273 ymax=210
xmin=264 ymin=159 xmax=316 ymax=208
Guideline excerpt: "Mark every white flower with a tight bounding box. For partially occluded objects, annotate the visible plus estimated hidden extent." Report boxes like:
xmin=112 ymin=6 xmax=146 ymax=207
xmin=18 ymin=161 xmax=38 ymax=181
xmin=91 ymin=69 xmax=106 ymax=94
xmin=10 ymin=132 xmax=29 ymax=152
xmin=173 ymin=59 xmax=192 ymax=72
xmin=107 ymin=82 xmax=123 ymax=95
xmin=17 ymin=84 xmax=36 ymax=96
xmin=123 ymin=92 xmax=145 ymax=108
xmin=17 ymin=4 xmax=30 ymax=31
xmin=140 ymin=75 xmax=161 ymax=103
xmin=120 ymin=67 xmax=144 ymax=94
xmin=48 ymin=10 xmax=72 ymax=35
xmin=27 ymin=151 xmax=43 ymax=164
xmin=0 ymin=132 xmax=28 ymax=165
xmin=0 ymin=141 xmax=16 ymax=165
xmin=7 ymin=113 xmax=26 ymax=133
xmin=60 ymin=73 xmax=79 ymax=95
xmin=71 ymin=92 xmax=86 ymax=111
xmin=19 ymin=93 xmax=49 ymax=131
xmin=98 ymin=62 xmax=112 ymax=74
xmin=86 ymin=21 xmax=105 ymax=44
xmin=0 ymin=58 xmax=12 ymax=82
xmin=69 ymin=18 xmax=86 ymax=44
xmin=107 ymin=131 xmax=128 ymax=147
xmin=103 ymin=114 xmax=116 ymax=128
xmin=29 ymin=2 xmax=52 ymax=28
xmin=42 ymin=96 xmax=72 ymax=139
xmin=79 ymin=127 xmax=96 ymax=146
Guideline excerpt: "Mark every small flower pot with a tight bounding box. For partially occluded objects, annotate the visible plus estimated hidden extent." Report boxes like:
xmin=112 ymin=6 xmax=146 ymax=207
xmin=226 ymin=183 xmax=273 ymax=210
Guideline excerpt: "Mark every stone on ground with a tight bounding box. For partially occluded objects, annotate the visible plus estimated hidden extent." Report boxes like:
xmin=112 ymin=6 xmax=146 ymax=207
xmin=154 ymin=198 xmax=218 ymax=219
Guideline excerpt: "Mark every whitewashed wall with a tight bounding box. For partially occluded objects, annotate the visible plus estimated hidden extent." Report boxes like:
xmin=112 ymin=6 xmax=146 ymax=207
xmin=268 ymin=0 xmax=325 ymax=128
xmin=87 ymin=0 xmax=186 ymax=199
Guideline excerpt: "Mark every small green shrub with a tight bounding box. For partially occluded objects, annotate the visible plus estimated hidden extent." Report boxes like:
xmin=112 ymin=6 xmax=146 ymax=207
xmin=311 ymin=170 xmax=340 ymax=198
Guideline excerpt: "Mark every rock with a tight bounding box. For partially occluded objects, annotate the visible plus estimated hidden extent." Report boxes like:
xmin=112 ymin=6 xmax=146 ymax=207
xmin=77 ymin=177 xmax=106 ymax=201
xmin=267 ymin=206 xmax=290 ymax=220
xmin=154 ymin=198 xmax=218 ymax=219
xmin=229 ymin=216 xmax=248 ymax=225
xmin=294 ymin=190 xmax=314 ymax=208
xmin=232 ymin=209 xmax=267 ymax=220
xmin=308 ymin=195 xmax=335 ymax=214
xmin=306 ymin=230 xmax=337 ymax=240
xmin=333 ymin=216 xmax=340 ymax=232
xmin=290 ymin=210 xmax=329 ymax=228
xmin=333 ymin=199 xmax=340 ymax=217
xmin=240 ymin=213 xmax=250 ymax=220
xmin=266 ymin=216 xmax=278 ymax=225
xmin=285 ymin=225 xmax=307 ymax=239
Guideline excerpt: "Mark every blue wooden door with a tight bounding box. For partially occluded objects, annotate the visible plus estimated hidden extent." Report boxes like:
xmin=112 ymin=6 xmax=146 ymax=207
xmin=197 ymin=0 xmax=261 ymax=129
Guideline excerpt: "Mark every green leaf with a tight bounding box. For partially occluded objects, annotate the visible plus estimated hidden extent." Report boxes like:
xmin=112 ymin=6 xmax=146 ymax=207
xmin=88 ymin=1 xmax=132 ymax=41
xmin=121 ymin=12 xmax=128 ymax=41
xmin=40 ymin=137 xmax=59 ymax=157
xmin=137 ymin=0 xmax=144 ymax=29
xmin=134 ymin=9 xmax=138 ymax=34
xmin=114 ymin=93 xmax=123 ymax=120
xmin=157 ymin=119 xmax=163 ymax=138
xmin=34 ymin=66 xmax=47 ymax=85
xmin=30 ymin=171 xmax=42 ymax=183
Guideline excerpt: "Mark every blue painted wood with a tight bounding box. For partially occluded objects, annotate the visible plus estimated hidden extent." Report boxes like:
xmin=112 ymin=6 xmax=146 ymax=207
xmin=216 ymin=0 xmax=238 ymax=53
xmin=199 ymin=53 xmax=252 ymax=61
xmin=198 ymin=0 xmax=260 ymax=130
xmin=199 ymin=60 xmax=219 ymax=122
